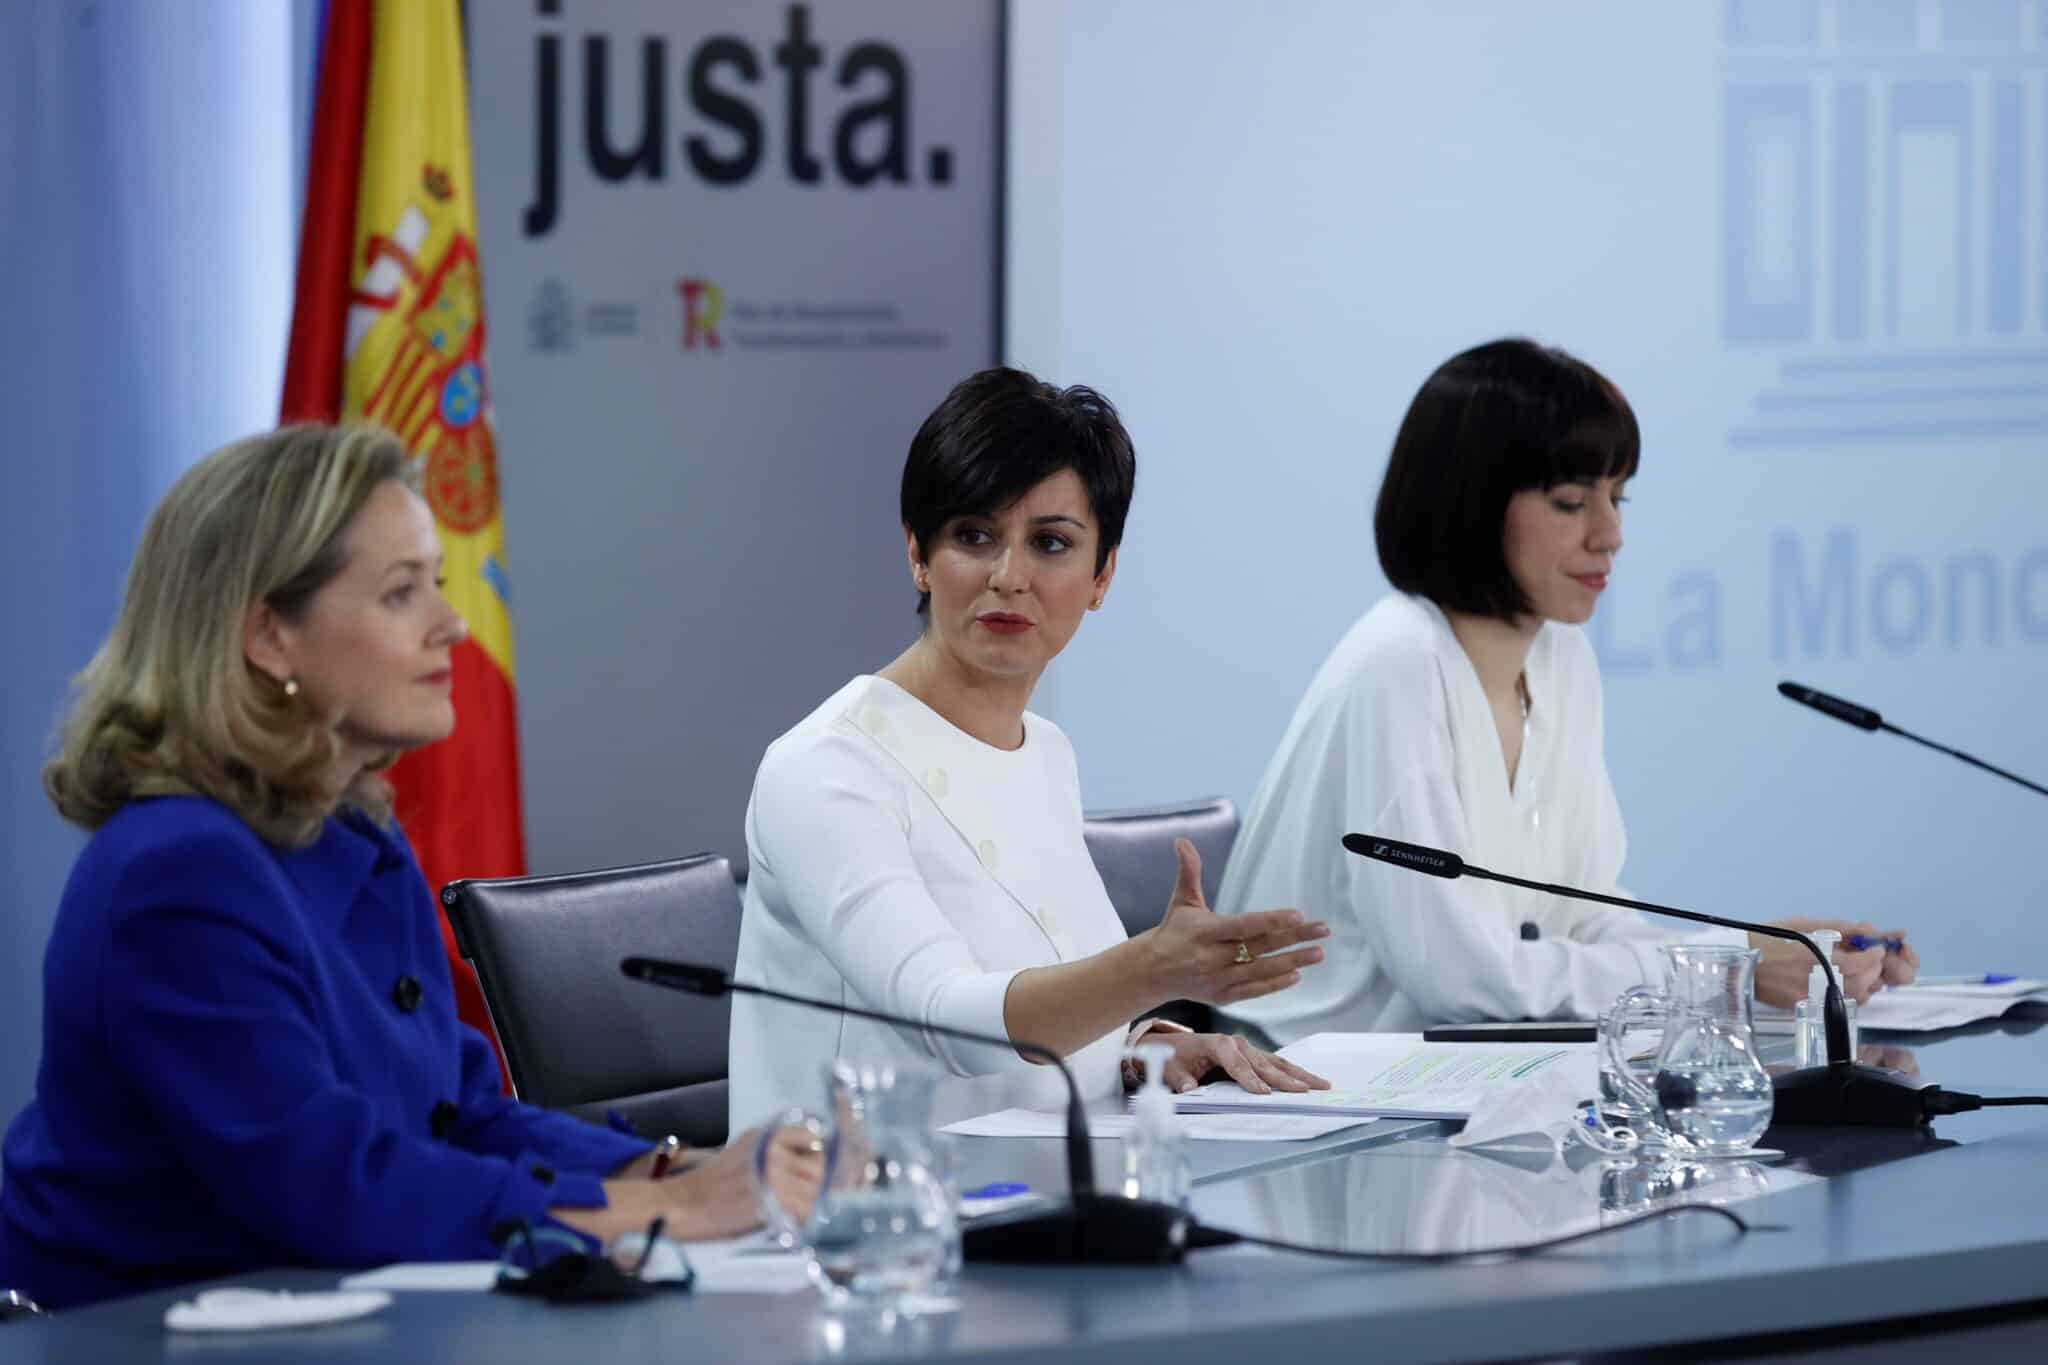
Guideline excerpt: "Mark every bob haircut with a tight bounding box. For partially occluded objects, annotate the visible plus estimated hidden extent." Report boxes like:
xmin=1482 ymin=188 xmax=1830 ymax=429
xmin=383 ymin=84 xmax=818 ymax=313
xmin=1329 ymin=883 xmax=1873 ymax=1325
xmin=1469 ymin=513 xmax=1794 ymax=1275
xmin=900 ymin=367 xmax=1137 ymax=615
xmin=1373 ymin=338 xmax=1640 ymax=622
xmin=44 ymin=424 xmax=419 ymax=848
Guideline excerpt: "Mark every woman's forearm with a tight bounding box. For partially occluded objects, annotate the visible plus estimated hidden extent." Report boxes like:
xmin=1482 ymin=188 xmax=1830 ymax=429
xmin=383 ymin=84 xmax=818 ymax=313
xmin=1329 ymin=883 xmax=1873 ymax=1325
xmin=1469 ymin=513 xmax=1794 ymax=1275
xmin=1000 ymin=935 xmax=1169 ymax=1059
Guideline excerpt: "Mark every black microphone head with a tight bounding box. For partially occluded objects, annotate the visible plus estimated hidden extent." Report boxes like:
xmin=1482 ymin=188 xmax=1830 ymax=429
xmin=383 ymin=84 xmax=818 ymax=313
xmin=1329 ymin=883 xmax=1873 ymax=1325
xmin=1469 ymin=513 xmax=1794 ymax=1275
xmin=1341 ymin=834 xmax=1465 ymax=879
xmin=1777 ymin=681 xmax=1882 ymax=731
xmin=620 ymin=957 xmax=731 ymax=996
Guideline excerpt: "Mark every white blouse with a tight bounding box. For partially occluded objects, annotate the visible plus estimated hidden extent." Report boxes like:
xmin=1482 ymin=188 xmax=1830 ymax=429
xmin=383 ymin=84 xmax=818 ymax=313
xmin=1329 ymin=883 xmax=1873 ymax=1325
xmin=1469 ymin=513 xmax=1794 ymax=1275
xmin=1218 ymin=595 xmax=1739 ymax=1042
xmin=727 ymin=676 xmax=1131 ymax=1130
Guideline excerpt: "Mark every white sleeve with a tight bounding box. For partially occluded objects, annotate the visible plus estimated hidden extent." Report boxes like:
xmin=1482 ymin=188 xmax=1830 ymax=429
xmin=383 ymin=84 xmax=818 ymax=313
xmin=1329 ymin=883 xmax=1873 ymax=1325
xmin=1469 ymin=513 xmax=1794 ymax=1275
xmin=748 ymin=731 xmax=1033 ymax=1077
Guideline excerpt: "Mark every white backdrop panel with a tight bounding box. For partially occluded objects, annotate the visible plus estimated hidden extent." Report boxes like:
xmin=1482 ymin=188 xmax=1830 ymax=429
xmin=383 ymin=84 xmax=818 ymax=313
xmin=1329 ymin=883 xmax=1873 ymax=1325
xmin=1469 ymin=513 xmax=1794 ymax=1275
xmin=1030 ymin=0 xmax=2047 ymax=972
xmin=470 ymin=0 xmax=1000 ymax=874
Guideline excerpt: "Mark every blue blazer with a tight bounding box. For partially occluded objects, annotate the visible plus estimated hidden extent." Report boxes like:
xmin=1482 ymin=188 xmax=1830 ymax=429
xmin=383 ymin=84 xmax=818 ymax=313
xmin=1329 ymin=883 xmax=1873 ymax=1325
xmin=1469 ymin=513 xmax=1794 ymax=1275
xmin=0 ymin=796 xmax=649 ymax=1309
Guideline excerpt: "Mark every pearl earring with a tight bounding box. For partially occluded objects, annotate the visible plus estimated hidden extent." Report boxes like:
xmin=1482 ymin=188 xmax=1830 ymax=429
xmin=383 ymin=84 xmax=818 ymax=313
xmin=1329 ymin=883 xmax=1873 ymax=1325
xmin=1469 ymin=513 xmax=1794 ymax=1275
xmin=283 ymin=678 xmax=300 ymax=698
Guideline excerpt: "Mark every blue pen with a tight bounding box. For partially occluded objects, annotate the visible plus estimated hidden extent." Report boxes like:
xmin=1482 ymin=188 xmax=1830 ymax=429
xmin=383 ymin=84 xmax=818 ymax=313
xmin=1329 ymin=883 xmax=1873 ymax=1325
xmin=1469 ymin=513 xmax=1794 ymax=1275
xmin=1916 ymin=973 xmax=2017 ymax=987
xmin=963 ymin=1183 xmax=1030 ymax=1199
xmin=1844 ymin=934 xmax=1904 ymax=952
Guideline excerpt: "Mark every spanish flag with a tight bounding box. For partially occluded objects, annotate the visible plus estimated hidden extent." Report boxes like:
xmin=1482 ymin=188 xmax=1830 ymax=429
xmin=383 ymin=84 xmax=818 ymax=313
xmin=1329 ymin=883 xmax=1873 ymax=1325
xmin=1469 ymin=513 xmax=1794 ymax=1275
xmin=281 ymin=0 xmax=521 ymax=1079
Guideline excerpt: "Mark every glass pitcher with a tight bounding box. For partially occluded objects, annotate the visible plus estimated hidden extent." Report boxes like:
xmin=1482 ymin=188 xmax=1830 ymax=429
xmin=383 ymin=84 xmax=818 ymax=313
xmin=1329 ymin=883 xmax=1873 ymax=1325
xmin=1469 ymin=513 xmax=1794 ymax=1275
xmin=1602 ymin=944 xmax=1774 ymax=1156
xmin=753 ymin=1061 xmax=960 ymax=1312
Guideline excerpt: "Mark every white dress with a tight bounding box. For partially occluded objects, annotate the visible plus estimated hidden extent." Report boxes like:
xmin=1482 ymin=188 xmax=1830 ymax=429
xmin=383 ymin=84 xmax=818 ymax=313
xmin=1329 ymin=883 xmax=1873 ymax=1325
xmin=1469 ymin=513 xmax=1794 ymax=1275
xmin=728 ymin=676 xmax=1131 ymax=1130
xmin=1219 ymin=595 xmax=1739 ymax=1042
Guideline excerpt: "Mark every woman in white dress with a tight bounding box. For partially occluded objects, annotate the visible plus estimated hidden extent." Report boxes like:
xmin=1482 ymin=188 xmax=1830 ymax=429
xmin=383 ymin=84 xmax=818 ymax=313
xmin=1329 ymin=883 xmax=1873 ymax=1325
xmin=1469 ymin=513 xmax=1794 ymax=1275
xmin=1218 ymin=339 xmax=1919 ymax=1043
xmin=728 ymin=369 xmax=1332 ymax=1128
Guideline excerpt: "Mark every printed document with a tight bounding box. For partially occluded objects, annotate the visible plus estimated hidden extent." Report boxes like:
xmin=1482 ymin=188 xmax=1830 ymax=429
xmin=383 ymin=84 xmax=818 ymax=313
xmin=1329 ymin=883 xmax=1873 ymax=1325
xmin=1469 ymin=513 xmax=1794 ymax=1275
xmin=1172 ymin=1034 xmax=1597 ymax=1121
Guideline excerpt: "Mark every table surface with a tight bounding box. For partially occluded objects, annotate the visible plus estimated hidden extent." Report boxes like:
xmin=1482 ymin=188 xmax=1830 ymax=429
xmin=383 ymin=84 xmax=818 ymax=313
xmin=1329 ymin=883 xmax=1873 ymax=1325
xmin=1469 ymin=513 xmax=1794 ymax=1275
xmin=12 ymin=1011 xmax=2048 ymax=1364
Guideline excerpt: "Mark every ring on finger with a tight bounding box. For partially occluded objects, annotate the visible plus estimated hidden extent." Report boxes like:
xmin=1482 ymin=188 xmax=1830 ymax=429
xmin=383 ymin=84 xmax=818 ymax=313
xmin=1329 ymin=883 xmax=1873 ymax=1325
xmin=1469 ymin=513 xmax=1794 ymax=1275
xmin=1232 ymin=941 xmax=1254 ymax=965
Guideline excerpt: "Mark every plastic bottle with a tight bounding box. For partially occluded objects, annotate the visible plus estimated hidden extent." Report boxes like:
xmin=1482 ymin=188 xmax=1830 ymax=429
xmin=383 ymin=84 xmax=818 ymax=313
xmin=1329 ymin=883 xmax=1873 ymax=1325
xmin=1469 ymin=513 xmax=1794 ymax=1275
xmin=1794 ymin=928 xmax=1859 ymax=1066
xmin=1122 ymin=1042 xmax=1191 ymax=1207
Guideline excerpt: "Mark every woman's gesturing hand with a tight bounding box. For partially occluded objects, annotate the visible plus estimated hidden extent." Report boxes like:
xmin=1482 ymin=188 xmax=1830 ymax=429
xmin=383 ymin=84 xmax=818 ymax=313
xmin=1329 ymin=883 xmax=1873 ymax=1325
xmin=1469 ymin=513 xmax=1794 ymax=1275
xmin=1135 ymin=838 xmax=1329 ymax=1007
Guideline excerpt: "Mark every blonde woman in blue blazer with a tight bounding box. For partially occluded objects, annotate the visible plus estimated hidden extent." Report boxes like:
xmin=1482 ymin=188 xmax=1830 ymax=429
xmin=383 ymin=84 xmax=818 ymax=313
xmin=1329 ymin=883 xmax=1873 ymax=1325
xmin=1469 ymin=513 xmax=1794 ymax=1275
xmin=0 ymin=426 xmax=818 ymax=1309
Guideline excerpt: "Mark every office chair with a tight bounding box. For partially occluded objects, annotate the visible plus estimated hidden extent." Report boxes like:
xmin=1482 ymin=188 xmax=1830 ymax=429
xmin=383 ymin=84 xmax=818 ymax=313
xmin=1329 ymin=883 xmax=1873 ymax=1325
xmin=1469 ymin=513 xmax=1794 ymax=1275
xmin=1082 ymin=797 xmax=1240 ymax=1033
xmin=441 ymin=854 xmax=742 ymax=1147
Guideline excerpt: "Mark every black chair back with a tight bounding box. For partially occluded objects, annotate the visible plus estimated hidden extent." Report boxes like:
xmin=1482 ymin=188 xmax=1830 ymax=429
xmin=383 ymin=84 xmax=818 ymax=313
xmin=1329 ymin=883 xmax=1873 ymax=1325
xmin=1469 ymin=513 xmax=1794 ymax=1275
xmin=441 ymin=854 xmax=739 ymax=1147
xmin=1082 ymin=797 xmax=1240 ymax=1032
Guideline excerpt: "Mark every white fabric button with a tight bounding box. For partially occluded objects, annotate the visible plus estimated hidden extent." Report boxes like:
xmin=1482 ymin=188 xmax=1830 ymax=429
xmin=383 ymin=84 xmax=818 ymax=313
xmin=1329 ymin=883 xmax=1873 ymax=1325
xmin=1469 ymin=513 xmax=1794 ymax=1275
xmin=860 ymin=707 xmax=889 ymax=737
xmin=977 ymin=839 xmax=1000 ymax=870
xmin=924 ymin=767 xmax=949 ymax=798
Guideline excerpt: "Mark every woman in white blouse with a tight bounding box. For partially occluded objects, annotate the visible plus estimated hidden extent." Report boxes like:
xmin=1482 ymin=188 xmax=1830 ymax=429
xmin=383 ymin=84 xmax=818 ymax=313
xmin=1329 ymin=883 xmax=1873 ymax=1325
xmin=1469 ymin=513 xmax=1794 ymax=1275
xmin=729 ymin=369 xmax=1332 ymax=1128
xmin=1219 ymin=339 xmax=1919 ymax=1043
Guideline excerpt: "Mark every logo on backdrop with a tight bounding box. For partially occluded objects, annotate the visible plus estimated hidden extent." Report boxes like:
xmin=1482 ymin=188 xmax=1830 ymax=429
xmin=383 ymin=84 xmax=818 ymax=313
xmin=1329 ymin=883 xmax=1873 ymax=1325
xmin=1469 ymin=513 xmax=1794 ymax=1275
xmin=526 ymin=276 xmax=644 ymax=354
xmin=674 ymin=276 xmax=950 ymax=354
xmin=679 ymin=278 xmax=724 ymax=350
xmin=1720 ymin=0 xmax=2048 ymax=447
xmin=1587 ymin=2 xmax=2048 ymax=678
xmin=528 ymin=277 xmax=574 ymax=353
xmin=522 ymin=3 xmax=958 ymax=238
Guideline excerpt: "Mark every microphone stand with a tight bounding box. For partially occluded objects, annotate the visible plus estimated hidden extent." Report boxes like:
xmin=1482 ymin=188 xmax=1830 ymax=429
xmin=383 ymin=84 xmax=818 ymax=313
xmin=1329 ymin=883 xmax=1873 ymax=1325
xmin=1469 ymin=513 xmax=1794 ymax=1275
xmin=1341 ymin=835 xmax=1931 ymax=1128
xmin=1778 ymin=680 xmax=2048 ymax=798
xmin=620 ymin=957 xmax=1191 ymax=1264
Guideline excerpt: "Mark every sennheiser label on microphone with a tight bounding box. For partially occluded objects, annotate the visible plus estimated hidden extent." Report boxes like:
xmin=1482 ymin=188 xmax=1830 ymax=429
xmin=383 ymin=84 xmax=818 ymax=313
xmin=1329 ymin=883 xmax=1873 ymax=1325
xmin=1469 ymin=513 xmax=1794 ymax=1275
xmin=1377 ymin=842 xmax=1449 ymax=873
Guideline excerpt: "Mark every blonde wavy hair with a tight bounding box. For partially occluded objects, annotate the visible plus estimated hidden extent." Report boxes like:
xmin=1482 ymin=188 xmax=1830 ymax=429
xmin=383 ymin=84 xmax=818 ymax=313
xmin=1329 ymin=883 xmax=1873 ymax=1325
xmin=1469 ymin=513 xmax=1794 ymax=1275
xmin=44 ymin=424 xmax=420 ymax=847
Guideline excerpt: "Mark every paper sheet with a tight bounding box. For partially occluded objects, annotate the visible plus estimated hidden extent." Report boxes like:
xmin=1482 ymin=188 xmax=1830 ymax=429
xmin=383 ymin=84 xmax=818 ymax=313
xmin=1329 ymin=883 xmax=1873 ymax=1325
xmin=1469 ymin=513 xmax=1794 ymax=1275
xmin=1896 ymin=978 xmax=2048 ymax=999
xmin=940 ymin=1106 xmax=1374 ymax=1141
xmin=1856 ymin=990 xmax=2045 ymax=1033
xmin=1171 ymin=1034 xmax=1598 ymax=1121
xmin=338 ymin=1237 xmax=814 ymax=1296
xmin=680 ymin=1233 xmax=814 ymax=1294
xmin=340 ymin=1263 xmax=498 ymax=1292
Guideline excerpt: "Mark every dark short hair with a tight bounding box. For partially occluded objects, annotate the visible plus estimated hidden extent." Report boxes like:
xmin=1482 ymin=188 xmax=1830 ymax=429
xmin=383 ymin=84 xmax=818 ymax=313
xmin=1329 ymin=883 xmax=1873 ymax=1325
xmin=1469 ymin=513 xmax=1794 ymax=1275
xmin=900 ymin=367 xmax=1137 ymax=615
xmin=1373 ymin=338 xmax=1639 ymax=621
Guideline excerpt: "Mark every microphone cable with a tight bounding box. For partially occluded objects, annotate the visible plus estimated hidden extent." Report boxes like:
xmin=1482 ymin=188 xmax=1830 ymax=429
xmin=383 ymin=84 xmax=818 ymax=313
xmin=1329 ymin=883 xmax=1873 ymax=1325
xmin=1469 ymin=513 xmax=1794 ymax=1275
xmin=1186 ymin=1201 xmax=1762 ymax=1263
xmin=1919 ymin=1088 xmax=2048 ymax=1116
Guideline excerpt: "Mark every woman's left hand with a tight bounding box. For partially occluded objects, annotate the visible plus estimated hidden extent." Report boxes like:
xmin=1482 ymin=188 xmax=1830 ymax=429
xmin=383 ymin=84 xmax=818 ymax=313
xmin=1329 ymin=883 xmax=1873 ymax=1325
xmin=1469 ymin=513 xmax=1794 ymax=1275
xmin=662 ymin=1124 xmax=825 ymax=1240
xmin=1146 ymin=1032 xmax=1331 ymax=1096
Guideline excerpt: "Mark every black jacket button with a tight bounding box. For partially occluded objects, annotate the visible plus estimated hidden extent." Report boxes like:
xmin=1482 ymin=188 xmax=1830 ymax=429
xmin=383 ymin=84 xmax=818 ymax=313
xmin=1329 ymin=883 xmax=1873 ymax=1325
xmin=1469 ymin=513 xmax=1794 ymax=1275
xmin=529 ymin=1162 xmax=556 ymax=1186
xmin=430 ymin=1100 xmax=460 ymax=1139
xmin=392 ymin=975 xmax=424 ymax=1012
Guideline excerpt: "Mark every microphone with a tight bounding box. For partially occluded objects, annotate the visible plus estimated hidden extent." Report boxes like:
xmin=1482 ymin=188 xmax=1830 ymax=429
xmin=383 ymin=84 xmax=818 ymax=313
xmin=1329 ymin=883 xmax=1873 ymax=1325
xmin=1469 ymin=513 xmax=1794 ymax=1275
xmin=1339 ymin=835 xmax=1930 ymax=1128
xmin=619 ymin=957 xmax=1189 ymax=1264
xmin=1779 ymin=680 xmax=2048 ymax=798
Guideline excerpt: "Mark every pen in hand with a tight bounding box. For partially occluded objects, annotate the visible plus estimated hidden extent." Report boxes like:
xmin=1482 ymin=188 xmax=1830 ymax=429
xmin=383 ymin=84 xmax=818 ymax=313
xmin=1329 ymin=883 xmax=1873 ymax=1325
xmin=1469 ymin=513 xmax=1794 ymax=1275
xmin=1844 ymin=934 xmax=1904 ymax=952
